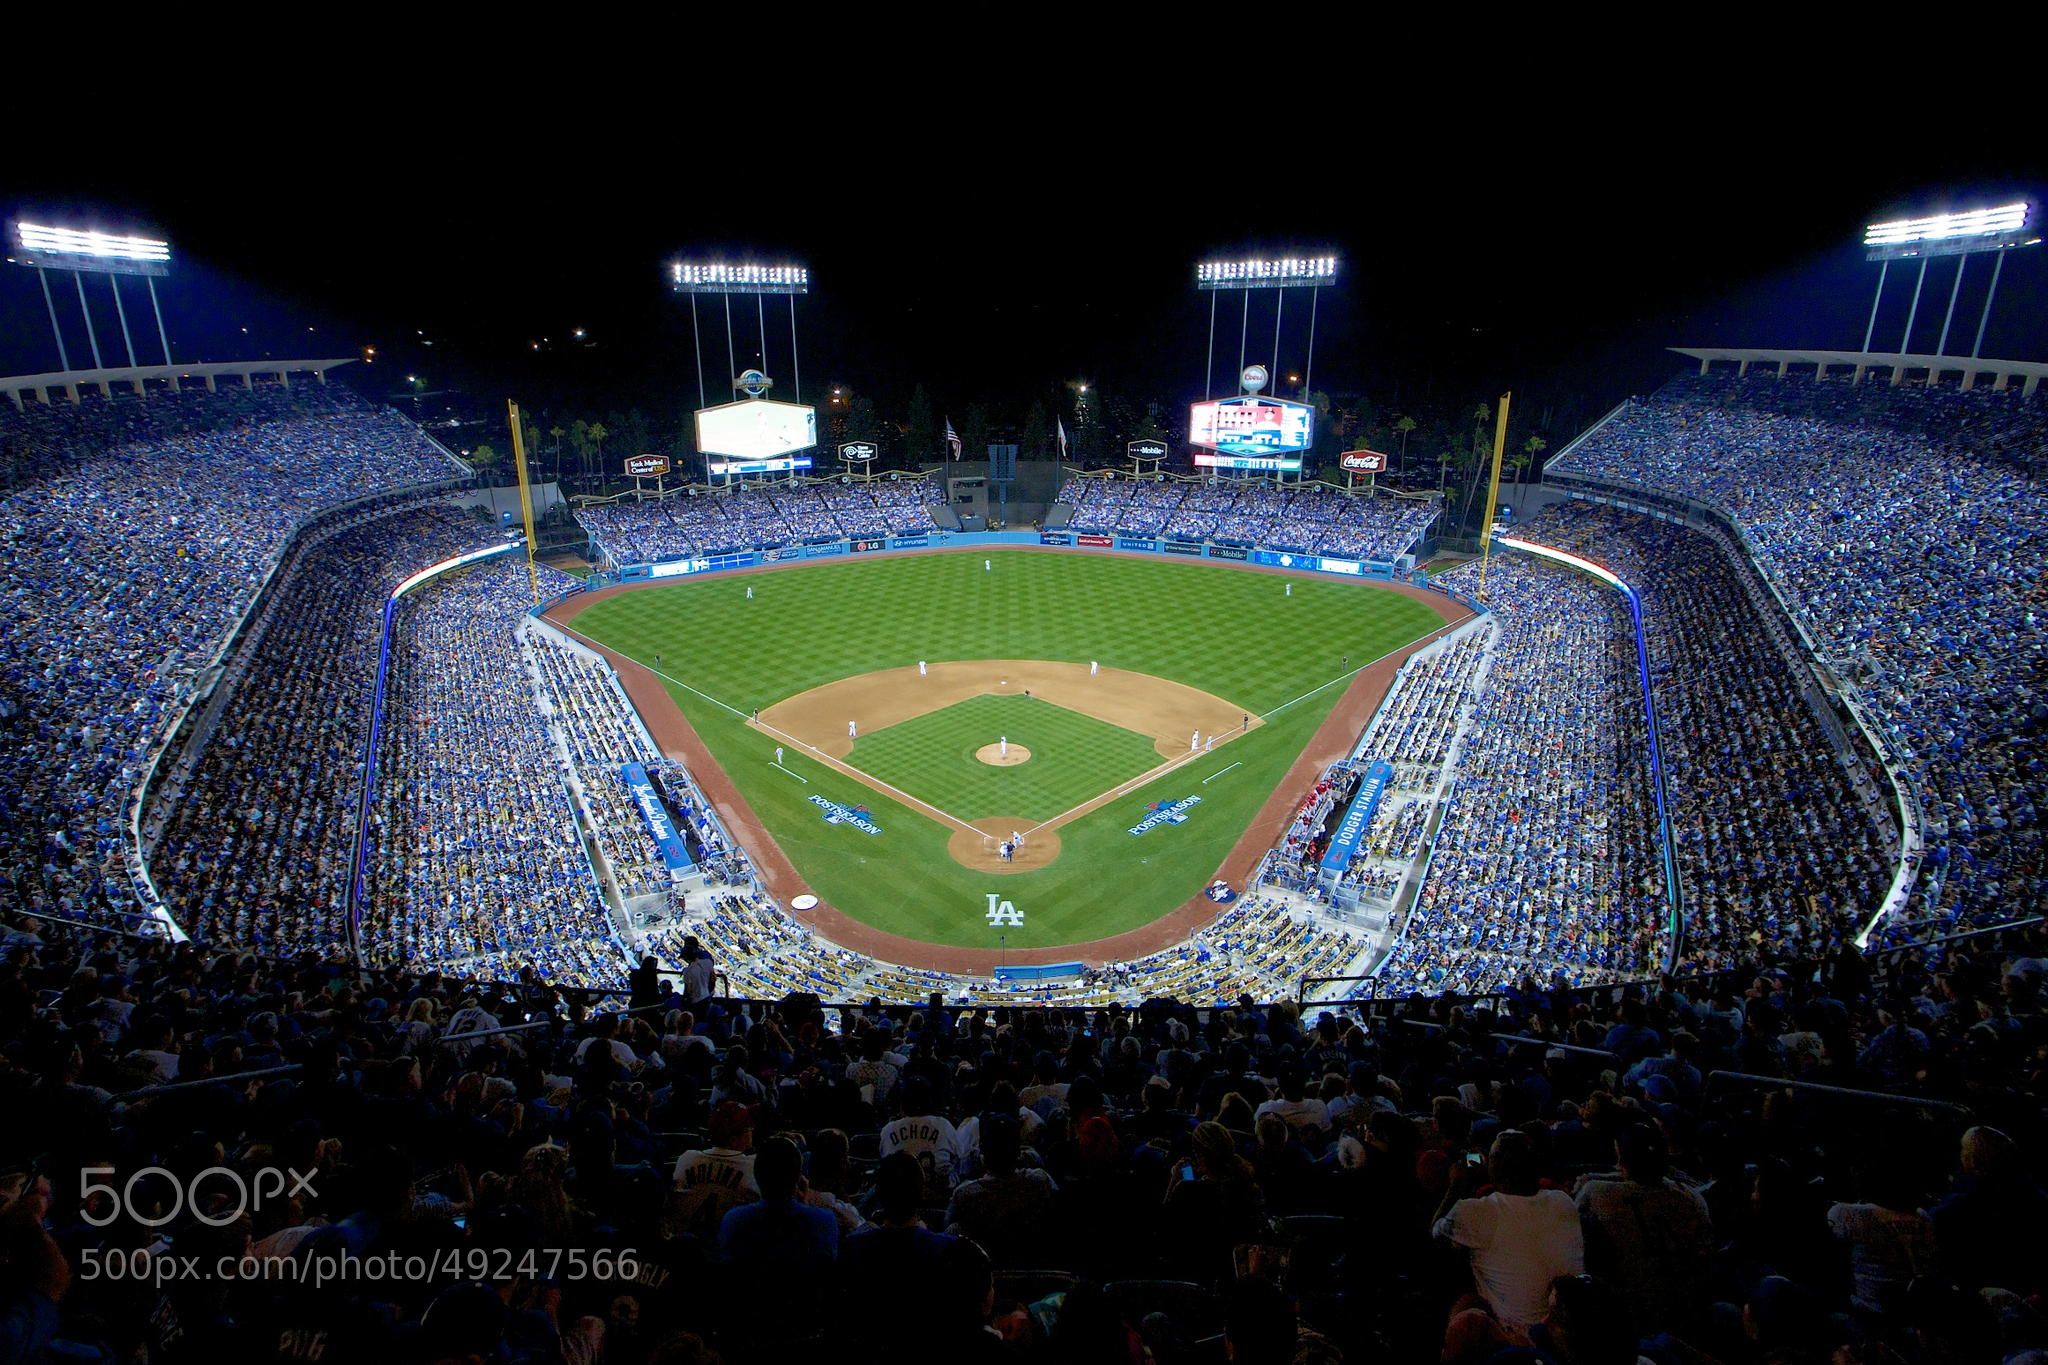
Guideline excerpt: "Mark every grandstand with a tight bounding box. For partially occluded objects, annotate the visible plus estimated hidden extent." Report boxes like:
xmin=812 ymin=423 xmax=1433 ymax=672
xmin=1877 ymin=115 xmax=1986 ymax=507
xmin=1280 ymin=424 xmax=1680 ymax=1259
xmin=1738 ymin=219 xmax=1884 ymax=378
xmin=1056 ymin=472 xmax=1441 ymax=562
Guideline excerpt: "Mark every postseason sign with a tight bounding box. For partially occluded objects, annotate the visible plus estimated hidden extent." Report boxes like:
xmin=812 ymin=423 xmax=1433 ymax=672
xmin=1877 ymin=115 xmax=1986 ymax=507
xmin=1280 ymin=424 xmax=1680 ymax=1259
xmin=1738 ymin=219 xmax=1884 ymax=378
xmin=1189 ymin=396 xmax=1314 ymax=459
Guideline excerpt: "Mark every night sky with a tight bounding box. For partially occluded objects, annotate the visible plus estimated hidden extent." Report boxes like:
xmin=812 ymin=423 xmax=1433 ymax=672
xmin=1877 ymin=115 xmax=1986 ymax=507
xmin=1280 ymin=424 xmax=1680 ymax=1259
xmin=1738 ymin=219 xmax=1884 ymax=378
xmin=4 ymin=80 xmax=2042 ymax=441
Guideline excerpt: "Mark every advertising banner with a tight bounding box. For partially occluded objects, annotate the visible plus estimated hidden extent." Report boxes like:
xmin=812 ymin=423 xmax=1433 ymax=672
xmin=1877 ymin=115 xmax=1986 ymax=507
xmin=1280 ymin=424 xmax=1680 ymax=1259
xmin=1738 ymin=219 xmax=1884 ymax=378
xmin=1115 ymin=537 xmax=1160 ymax=552
xmin=1078 ymin=533 xmax=1113 ymax=547
xmin=888 ymin=534 xmax=929 ymax=549
xmin=621 ymin=763 xmax=695 ymax=876
xmin=1320 ymin=760 xmax=1395 ymax=873
xmin=1039 ymin=531 xmax=1073 ymax=546
xmin=850 ymin=537 xmax=887 ymax=553
xmin=1163 ymin=540 xmax=1203 ymax=555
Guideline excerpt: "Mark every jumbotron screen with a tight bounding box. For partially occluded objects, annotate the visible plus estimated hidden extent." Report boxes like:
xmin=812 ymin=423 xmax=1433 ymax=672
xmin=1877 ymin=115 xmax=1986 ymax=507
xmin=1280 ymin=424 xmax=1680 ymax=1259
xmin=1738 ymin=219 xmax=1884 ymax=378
xmin=695 ymin=398 xmax=817 ymax=461
xmin=1189 ymin=396 xmax=1314 ymax=458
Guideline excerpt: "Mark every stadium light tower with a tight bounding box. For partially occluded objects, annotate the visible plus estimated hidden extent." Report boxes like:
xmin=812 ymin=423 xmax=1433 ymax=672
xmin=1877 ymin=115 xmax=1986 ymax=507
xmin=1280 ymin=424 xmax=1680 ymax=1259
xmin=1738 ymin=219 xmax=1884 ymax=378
xmin=1860 ymin=202 xmax=2038 ymax=358
xmin=8 ymin=220 xmax=174 ymax=370
xmin=1193 ymin=254 xmax=1337 ymax=486
xmin=668 ymin=260 xmax=810 ymax=410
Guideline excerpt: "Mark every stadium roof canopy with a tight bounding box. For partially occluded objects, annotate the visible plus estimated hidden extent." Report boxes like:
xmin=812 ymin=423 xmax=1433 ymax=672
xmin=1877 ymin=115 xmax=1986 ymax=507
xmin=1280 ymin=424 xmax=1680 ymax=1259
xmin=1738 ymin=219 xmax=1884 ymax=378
xmin=1 ymin=357 xmax=357 ymax=409
xmin=1671 ymin=346 xmax=2044 ymax=396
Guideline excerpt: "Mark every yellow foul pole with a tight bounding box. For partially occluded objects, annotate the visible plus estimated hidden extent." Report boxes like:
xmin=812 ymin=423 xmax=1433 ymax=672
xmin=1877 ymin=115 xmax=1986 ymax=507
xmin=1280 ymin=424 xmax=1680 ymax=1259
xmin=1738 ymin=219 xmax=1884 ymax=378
xmin=1475 ymin=391 xmax=1512 ymax=601
xmin=507 ymin=400 xmax=542 ymax=604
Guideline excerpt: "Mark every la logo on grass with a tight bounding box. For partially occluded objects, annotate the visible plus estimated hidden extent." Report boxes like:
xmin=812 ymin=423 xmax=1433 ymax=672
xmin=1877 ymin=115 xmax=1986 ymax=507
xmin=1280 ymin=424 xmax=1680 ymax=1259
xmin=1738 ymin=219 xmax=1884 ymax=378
xmin=985 ymin=894 xmax=1024 ymax=927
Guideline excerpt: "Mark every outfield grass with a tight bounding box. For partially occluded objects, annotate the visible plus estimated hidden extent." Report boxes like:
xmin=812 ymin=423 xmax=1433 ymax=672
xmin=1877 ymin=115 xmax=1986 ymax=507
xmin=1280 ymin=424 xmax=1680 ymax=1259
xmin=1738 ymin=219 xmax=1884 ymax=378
xmin=849 ymin=694 xmax=1161 ymax=823
xmin=571 ymin=550 xmax=1443 ymax=949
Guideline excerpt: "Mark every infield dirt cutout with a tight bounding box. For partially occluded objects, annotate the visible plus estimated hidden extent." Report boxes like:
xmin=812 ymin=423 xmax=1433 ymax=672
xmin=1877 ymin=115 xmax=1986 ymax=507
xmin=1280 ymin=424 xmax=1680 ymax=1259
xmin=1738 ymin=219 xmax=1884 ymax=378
xmin=753 ymin=659 xmax=1258 ymax=872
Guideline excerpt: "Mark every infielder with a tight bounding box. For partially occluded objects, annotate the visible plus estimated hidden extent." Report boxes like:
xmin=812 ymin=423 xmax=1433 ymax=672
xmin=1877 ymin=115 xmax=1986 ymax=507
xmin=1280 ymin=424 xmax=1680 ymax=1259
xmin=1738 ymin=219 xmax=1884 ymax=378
xmin=1190 ymin=730 xmax=1200 ymax=751
xmin=848 ymin=719 xmax=858 ymax=739
xmin=1090 ymin=660 xmax=1099 ymax=677
xmin=919 ymin=660 xmax=928 ymax=676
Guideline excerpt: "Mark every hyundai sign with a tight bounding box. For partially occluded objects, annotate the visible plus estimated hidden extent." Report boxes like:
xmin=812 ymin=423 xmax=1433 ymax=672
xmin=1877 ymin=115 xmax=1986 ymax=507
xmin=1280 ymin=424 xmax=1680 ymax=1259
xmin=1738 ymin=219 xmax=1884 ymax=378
xmin=1127 ymin=439 xmax=1169 ymax=461
xmin=838 ymin=440 xmax=878 ymax=462
xmin=1194 ymin=452 xmax=1304 ymax=472
xmin=1338 ymin=449 xmax=1388 ymax=474
xmin=695 ymin=397 xmax=818 ymax=461
xmin=707 ymin=456 xmax=815 ymax=476
xmin=1189 ymin=395 xmax=1314 ymax=458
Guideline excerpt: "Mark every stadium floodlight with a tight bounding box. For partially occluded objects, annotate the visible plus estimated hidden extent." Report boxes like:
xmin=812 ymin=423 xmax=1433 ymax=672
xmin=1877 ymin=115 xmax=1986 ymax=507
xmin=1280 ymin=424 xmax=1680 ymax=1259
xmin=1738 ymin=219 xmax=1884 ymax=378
xmin=669 ymin=259 xmax=812 ymax=416
xmin=1863 ymin=202 xmax=2034 ymax=259
xmin=8 ymin=218 xmax=177 ymax=371
xmin=669 ymin=261 xmax=809 ymax=294
xmin=1195 ymin=255 xmax=1338 ymax=290
xmin=10 ymin=221 xmax=171 ymax=276
xmin=1858 ymin=201 xmax=2041 ymax=359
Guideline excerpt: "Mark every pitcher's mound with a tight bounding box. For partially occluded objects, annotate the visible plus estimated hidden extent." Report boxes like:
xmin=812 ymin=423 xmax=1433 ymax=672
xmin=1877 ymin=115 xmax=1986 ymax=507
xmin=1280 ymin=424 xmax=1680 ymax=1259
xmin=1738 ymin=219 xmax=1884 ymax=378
xmin=975 ymin=742 xmax=1032 ymax=766
xmin=948 ymin=817 xmax=1060 ymax=873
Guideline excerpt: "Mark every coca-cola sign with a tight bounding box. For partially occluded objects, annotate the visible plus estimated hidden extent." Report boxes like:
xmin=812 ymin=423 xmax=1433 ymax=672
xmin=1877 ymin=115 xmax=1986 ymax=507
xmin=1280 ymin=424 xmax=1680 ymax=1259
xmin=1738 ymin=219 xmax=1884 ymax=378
xmin=1338 ymin=449 xmax=1388 ymax=474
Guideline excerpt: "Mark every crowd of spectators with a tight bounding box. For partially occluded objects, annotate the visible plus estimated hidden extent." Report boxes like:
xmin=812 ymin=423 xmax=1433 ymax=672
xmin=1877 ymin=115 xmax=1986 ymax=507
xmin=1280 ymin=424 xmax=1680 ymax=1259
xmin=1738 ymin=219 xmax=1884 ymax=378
xmin=6 ymin=905 xmax=2045 ymax=1365
xmin=578 ymin=478 xmax=940 ymax=565
xmin=1514 ymin=499 xmax=1895 ymax=972
xmin=1553 ymin=373 xmax=2045 ymax=943
xmin=1057 ymin=476 xmax=1439 ymax=560
xmin=360 ymin=559 xmax=623 ymax=988
xmin=1330 ymin=627 xmax=1494 ymax=901
xmin=146 ymin=505 xmax=487 ymax=956
xmin=0 ymin=385 xmax=455 ymax=937
xmin=1377 ymin=555 xmax=1664 ymax=995
xmin=526 ymin=631 xmax=674 ymax=903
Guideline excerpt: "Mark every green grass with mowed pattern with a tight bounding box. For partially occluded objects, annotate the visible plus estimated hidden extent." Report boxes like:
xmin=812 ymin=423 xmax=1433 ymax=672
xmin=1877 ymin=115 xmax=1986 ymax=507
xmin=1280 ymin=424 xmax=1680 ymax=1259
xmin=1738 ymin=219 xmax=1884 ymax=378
xmin=569 ymin=550 xmax=1442 ymax=949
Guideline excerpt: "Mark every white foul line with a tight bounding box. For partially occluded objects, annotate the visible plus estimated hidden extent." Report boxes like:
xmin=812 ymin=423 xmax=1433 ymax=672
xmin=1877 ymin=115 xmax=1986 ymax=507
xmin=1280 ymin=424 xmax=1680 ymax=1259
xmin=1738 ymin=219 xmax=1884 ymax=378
xmin=1258 ymin=618 xmax=1467 ymax=722
xmin=771 ymin=762 xmax=810 ymax=784
xmin=554 ymin=619 xmax=981 ymax=835
xmin=1201 ymin=761 xmax=1242 ymax=785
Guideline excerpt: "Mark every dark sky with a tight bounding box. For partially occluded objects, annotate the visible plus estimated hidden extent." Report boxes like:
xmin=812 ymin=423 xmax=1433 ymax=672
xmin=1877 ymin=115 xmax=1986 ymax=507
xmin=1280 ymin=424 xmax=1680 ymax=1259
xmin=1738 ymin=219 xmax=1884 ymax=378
xmin=4 ymin=61 xmax=2042 ymax=437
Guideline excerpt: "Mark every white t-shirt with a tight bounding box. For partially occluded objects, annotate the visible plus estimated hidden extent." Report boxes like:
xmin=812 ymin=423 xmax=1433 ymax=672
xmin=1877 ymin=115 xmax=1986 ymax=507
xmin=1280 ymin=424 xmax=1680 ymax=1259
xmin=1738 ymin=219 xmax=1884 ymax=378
xmin=1255 ymin=1097 xmax=1331 ymax=1132
xmin=574 ymin=1036 xmax=640 ymax=1069
xmin=1433 ymin=1189 xmax=1585 ymax=1328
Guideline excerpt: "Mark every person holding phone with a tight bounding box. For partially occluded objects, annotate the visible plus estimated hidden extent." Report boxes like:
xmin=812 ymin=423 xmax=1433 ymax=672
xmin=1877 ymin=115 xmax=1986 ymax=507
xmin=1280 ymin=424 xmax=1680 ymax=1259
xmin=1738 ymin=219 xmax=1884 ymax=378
xmin=1432 ymin=1131 xmax=1585 ymax=1347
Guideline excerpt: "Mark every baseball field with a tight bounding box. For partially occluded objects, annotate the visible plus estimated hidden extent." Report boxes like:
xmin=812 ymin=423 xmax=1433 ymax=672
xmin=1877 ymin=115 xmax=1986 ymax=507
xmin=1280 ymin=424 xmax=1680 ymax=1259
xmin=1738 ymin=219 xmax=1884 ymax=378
xmin=557 ymin=549 xmax=1452 ymax=957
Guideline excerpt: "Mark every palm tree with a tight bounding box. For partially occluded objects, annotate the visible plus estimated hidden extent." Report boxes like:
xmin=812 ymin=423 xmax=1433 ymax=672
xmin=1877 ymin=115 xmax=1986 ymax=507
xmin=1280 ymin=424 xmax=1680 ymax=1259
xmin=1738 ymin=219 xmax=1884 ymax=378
xmin=1394 ymin=415 xmax=1417 ymax=473
xmin=467 ymin=442 xmax=501 ymax=479
xmin=549 ymin=425 xmax=566 ymax=485
xmin=1517 ymin=434 xmax=1548 ymax=486
xmin=587 ymin=422 xmax=610 ymax=492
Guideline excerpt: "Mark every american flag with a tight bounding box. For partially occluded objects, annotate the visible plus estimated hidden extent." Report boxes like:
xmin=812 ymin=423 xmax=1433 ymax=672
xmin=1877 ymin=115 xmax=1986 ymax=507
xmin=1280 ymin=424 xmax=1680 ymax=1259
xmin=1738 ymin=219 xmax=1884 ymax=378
xmin=1056 ymin=416 xmax=1069 ymax=458
xmin=944 ymin=417 xmax=962 ymax=459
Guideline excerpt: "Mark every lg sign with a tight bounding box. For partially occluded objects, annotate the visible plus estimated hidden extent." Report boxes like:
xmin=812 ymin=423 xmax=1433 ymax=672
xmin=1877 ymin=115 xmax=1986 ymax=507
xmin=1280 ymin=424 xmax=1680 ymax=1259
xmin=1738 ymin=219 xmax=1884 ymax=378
xmin=1339 ymin=449 xmax=1388 ymax=474
xmin=625 ymin=454 xmax=671 ymax=477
